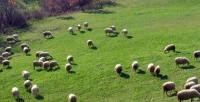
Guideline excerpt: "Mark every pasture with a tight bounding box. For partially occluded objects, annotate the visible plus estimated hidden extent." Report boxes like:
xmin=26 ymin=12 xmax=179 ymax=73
xmin=1 ymin=0 xmax=200 ymax=101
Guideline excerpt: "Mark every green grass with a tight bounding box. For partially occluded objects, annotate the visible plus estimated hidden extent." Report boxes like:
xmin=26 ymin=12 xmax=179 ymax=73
xmin=1 ymin=0 xmax=200 ymax=101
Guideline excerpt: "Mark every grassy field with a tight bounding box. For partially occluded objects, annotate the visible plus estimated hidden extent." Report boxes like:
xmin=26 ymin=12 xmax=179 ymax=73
xmin=1 ymin=0 xmax=200 ymax=101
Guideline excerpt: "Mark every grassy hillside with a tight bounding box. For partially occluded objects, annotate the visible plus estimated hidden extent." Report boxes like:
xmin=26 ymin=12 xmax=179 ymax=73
xmin=1 ymin=0 xmax=200 ymax=101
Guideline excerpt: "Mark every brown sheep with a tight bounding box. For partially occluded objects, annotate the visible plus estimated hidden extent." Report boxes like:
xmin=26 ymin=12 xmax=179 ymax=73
xmin=43 ymin=31 xmax=53 ymax=38
xmin=83 ymin=22 xmax=88 ymax=28
xmin=24 ymin=80 xmax=32 ymax=90
xmin=87 ymin=40 xmax=94 ymax=47
xmin=43 ymin=61 xmax=50 ymax=69
xmin=175 ymin=57 xmax=189 ymax=67
xmin=36 ymin=51 xmax=43 ymax=59
xmin=164 ymin=44 xmax=175 ymax=53
xmin=11 ymin=87 xmax=20 ymax=100
xmin=186 ymin=77 xmax=198 ymax=84
xmin=49 ymin=61 xmax=59 ymax=69
xmin=147 ymin=63 xmax=155 ymax=74
xmin=67 ymin=55 xmax=73 ymax=64
xmin=21 ymin=43 xmax=29 ymax=51
xmin=194 ymin=51 xmax=200 ymax=60
xmin=162 ymin=81 xmax=176 ymax=96
xmin=7 ymin=36 xmax=17 ymax=42
xmin=177 ymin=89 xmax=200 ymax=102
xmin=2 ymin=60 xmax=10 ymax=68
xmin=114 ymin=64 xmax=122 ymax=74
xmin=65 ymin=63 xmax=72 ymax=72
xmin=5 ymin=46 xmax=12 ymax=53
xmin=76 ymin=24 xmax=81 ymax=31
xmin=68 ymin=94 xmax=77 ymax=102
xmin=23 ymin=47 xmax=31 ymax=55
xmin=154 ymin=65 xmax=160 ymax=77
xmin=132 ymin=61 xmax=139 ymax=71
xmin=22 ymin=71 xmax=30 ymax=80
xmin=184 ymin=81 xmax=196 ymax=89
xmin=33 ymin=61 xmax=43 ymax=70
xmin=105 ymin=28 xmax=115 ymax=36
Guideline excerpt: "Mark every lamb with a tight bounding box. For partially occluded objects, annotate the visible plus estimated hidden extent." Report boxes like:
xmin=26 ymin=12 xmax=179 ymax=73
xmin=83 ymin=22 xmax=88 ymax=28
xmin=162 ymin=81 xmax=176 ymax=96
xmin=24 ymin=80 xmax=32 ymax=90
xmin=43 ymin=31 xmax=53 ymax=38
xmin=177 ymin=89 xmax=200 ymax=102
xmin=164 ymin=44 xmax=175 ymax=53
xmin=5 ymin=46 xmax=12 ymax=53
xmin=33 ymin=61 xmax=43 ymax=70
xmin=68 ymin=94 xmax=77 ymax=102
xmin=147 ymin=63 xmax=155 ymax=74
xmin=110 ymin=25 xmax=116 ymax=31
xmin=49 ymin=61 xmax=59 ymax=69
xmin=39 ymin=57 xmax=45 ymax=62
xmin=175 ymin=57 xmax=190 ymax=67
xmin=132 ymin=61 xmax=139 ymax=71
xmin=21 ymin=43 xmax=29 ymax=51
xmin=11 ymin=87 xmax=20 ymax=100
xmin=87 ymin=40 xmax=94 ymax=47
xmin=22 ymin=70 xmax=30 ymax=80
xmin=68 ymin=27 xmax=74 ymax=34
xmin=114 ymin=64 xmax=122 ymax=74
xmin=67 ymin=55 xmax=73 ymax=64
xmin=154 ymin=65 xmax=160 ymax=77
xmin=7 ymin=36 xmax=17 ymax=42
xmin=76 ymin=24 xmax=81 ymax=31
xmin=31 ymin=85 xmax=39 ymax=97
xmin=194 ymin=51 xmax=200 ymax=60
xmin=12 ymin=34 xmax=19 ymax=40
xmin=2 ymin=60 xmax=10 ymax=68
xmin=39 ymin=52 xmax=53 ymax=59
xmin=190 ymin=84 xmax=200 ymax=93
xmin=65 ymin=63 xmax=72 ymax=72
xmin=122 ymin=29 xmax=128 ymax=35
xmin=105 ymin=28 xmax=115 ymax=36
xmin=184 ymin=81 xmax=196 ymax=89
xmin=2 ymin=52 xmax=11 ymax=59
xmin=36 ymin=51 xmax=43 ymax=59
xmin=23 ymin=47 xmax=31 ymax=55
xmin=43 ymin=61 xmax=50 ymax=69
xmin=186 ymin=77 xmax=198 ymax=84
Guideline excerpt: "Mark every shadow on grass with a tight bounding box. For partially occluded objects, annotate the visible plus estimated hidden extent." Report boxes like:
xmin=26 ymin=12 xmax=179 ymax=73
xmin=5 ymin=66 xmax=12 ymax=69
xmin=169 ymin=92 xmax=177 ymax=97
xmin=26 ymin=89 xmax=31 ymax=93
xmin=57 ymin=16 xmax=74 ymax=20
xmin=84 ymin=9 xmax=115 ymax=14
xmin=136 ymin=69 xmax=146 ymax=74
xmin=16 ymin=98 xmax=24 ymax=102
xmin=107 ymin=32 xmax=119 ymax=37
xmin=45 ymin=37 xmax=54 ymax=39
xmin=71 ymin=33 xmax=77 ymax=35
xmin=71 ymin=63 xmax=78 ymax=66
xmin=119 ymin=72 xmax=130 ymax=79
xmin=87 ymin=28 xmax=93 ymax=31
xmin=126 ymin=36 xmax=133 ymax=39
xmin=26 ymin=53 xmax=32 ymax=56
xmin=36 ymin=68 xmax=43 ymax=72
xmin=46 ymin=57 xmax=53 ymax=61
xmin=35 ymin=95 xmax=44 ymax=100
xmin=91 ymin=46 xmax=97 ymax=50
xmin=175 ymin=51 xmax=181 ymax=53
xmin=0 ymin=69 xmax=3 ymax=72
xmin=68 ymin=71 xmax=76 ymax=74
xmin=158 ymin=74 xmax=168 ymax=80
xmin=180 ymin=65 xmax=195 ymax=69
xmin=80 ymin=31 xmax=85 ymax=34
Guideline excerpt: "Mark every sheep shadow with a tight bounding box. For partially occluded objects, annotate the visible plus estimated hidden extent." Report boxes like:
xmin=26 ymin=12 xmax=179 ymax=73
xmin=35 ymin=95 xmax=44 ymax=100
xmin=119 ymin=72 xmax=130 ymax=79
xmin=169 ymin=92 xmax=177 ymax=97
xmin=107 ymin=32 xmax=119 ymax=37
xmin=91 ymin=46 xmax=98 ymax=50
xmin=16 ymin=98 xmax=24 ymax=102
xmin=68 ymin=70 xmax=76 ymax=74
xmin=126 ymin=36 xmax=133 ymax=39
xmin=36 ymin=68 xmax=43 ymax=72
xmin=45 ymin=37 xmax=54 ymax=39
xmin=136 ymin=69 xmax=146 ymax=74
xmin=26 ymin=89 xmax=32 ymax=93
xmin=180 ymin=65 xmax=195 ymax=69
xmin=157 ymin=74 xmax=168 ymax=80
xmin=46 ymin=57 xmax=53 ymax=61
xmin=71 ymin=63 xmax=78 ymax=66
xmin=57 ymin=16 xmax=74 ymax=20
xmin=71 ymin=33 xmax=77 ymax=35
xmin=26 ymin=53 xmax=32 ymax=56
xmin=84 ymin=9 xmax=115 ymax=14
xmin=80 ymin=31 xmax=85 ymax=34
xmin=87 ymin=28 xmax=93 ymax=31
xmin=5 ymin=66 xmax=12 ymax=69
xmin=175 ymin=51 xmax=181 ymax=53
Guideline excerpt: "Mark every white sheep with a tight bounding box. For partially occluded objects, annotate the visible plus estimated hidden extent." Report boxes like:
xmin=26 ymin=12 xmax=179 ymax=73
xmin=33 ymin=61 xmax=43 ymax=70
xmin=22 ymin=71 xmax=30 ymax=80
xmin=105 ymin=28 xmax=115 ymax=36
xmin=175 ymin=57 xmax=190 ymax=67
xmin=114 ymin=64 xmax=122 ymax=74
xmin=7 ymin=36 xmax=17 ymax=42
xmin=5 ymin=46 xmax=12 ymax=53
xmin=21 ymin=43 xmax=29 ymax=51
xmin=164 ymin=44 xmax=175 ymax=53
xmin=162 ymin=81 xmax=176 ymax=96
xmin=68 ymin=94 xmax=77 ymax=102
xmin=186 ymin=77 xmax=198 ymax=84
xmin=23 ymin=47 xmax=31 ymax=55
xmin=11 ymin=87 xmax=19 ymax=100
xmin=67 ymin=55 xmax=73 ymax=64
xmin=177 ymin=89 xmax=200 ymax=102
xmin=43 ymin=31 xmax=53 ymax=38
xmin=2 ymin=60 xmax=10 ymax=68
xmin=12 ymin=34 xmax=19 ymax=40
xmin=190 ymin=84 xmax=200 ymax=93
xmin=65 ymin=63 xmax=72 ymax=72
xmin=83 ymin=22 xmax=88 ymax=28
xmin=110 ymin=25 xmax=116 ymax=31
xmin=39 ymin=52 xmax=53 ymax=59
xmin=132 ymin=61 xmax=139 ymax=71
xmin=39 ymin=57 xmax=45 ymax=62
xmin=31 ymin=85 xmax=39 ymax=97
xmin=184 ymin=81 xmax=196 ymax=89
xmin=122 ymin=29 xmax=128 ymax=35
xmin=87 ymin=40 xmax=94 ymax=47
xmin=49 ymin=61 xmax=59 ymax=69
xmin=154 ymin=65 xmax=160 ymax=77
xmin=68 ymin=27 xmax=74 ymax=34
xmin=76 ymin=24 xmax=81 ymax=31
xmin=194 ymin=51 xmax=200 ymax=60
xmin=147 ymin=63 xmax=155 ymax=74
xmin=24 ymin=80 xmax=32 ymax=90
xmin=2 ymin=52 xmax=11 ymax=59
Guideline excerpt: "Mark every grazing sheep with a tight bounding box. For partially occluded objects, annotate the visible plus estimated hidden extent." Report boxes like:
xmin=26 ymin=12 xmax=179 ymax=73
xmin=68 ymin=27 xmax=74 ymax=34
xmin=190 ymin=84 xmax=200 ymax=93
xmin=162 ymin=81 xmax=176 ymax=96
xmin=43 ymin=31 xmax=53 ymax=38
xmin=33 ymin=61 xmax=43 ymax=70
xmin=49 ymin=61 xmax=59 ymax=69
xmin=31 ymin=85 xmax=39 ymax=97
xmin=122 ymin=29 xmax=128 ymax=35
xmin=68 ymin=94 xmax=77 ymax=102
xmin=12 ymin=34 xmax=18 ymax=40
xmin=39 ymin=52 xmax=53 ymax=59
xmin=39 ymin=57 xmax=45 ymax=62
xmin=36 ymin=51 xmax=43 ymax=59
xmin=24 ymin=80 xmax=32 ymax=90
xmin=154 ymin=65 xmax=160 ymax=77
xmin=194 ymin=51 xmax=200 ymax=60
xmin=177 ymin=89 xmax=200 ymax=102
xmin=110 ymin=25 xmax=116 ymax=31
xmin=5 ymin=46 xmax=12 ymax=53
xmin=2 ymin=60 xmax=10 ymax=67
xmin=114 ymin=64 xmax=122 ymax=74
xmin=83 ymin=22 xmax=88 ymax=28
xmin=132 ymin=61 xmax=139 ymax=71
xmin=2 ymin=52 xmax=11 ymax=59
xmin=7 ymin=36 xmax=17 ymax=42
xmin=105 ymin=28 xmax=115 ymax=36
xmin=23 ymin=47 xmax=31 ymax=55
xmin=65 ymin=63 xmax=72 ymax=72
xmin=22 ymin=71 xmax=30 ymax=80
xmin=43 ymin=61 xmax=50 ymax=69
xmin=175 ymin=57 xmax=190 ymax=67
xmin=87 ymin=40 xmax=94 ymax=47
xmin=184 ymin=81 xmax=196 ymax=89
xmin=164 ymin=44 xmax=175 ymax=53
xmin=67 ymin=55 xmax=73 ymax=64
xmin=147 ymin=63 xmax=155 ymax=74
xmin=21 ymin=43 xmax=29 ymax=51
xmin=186 ymin=77 xmax=198 ymax=84
xmin=11 ymin=87 xmax=19 ymax=100
xmin=0 ymin=55 xmax=5 ymax=63
xmin=76 ymin=24 xmax=81 ymax=31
